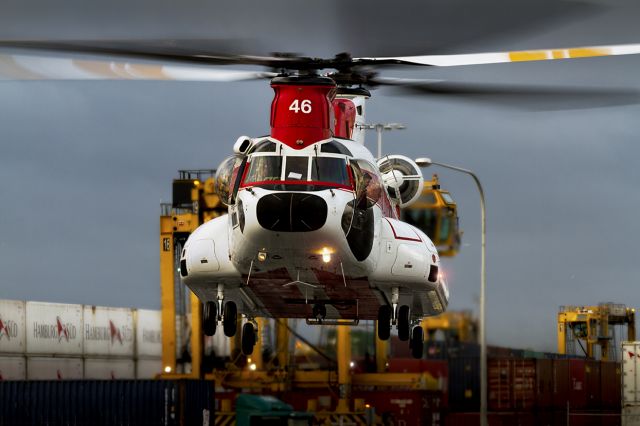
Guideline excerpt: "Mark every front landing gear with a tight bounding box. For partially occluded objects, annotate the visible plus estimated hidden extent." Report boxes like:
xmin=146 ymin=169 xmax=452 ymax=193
xmin=202 ymin=284 xmax=238 ymax=337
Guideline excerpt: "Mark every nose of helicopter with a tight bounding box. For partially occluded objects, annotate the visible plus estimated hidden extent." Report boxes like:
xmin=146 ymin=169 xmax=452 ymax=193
xmin=256 ymin=192 xmax=327 ymax=232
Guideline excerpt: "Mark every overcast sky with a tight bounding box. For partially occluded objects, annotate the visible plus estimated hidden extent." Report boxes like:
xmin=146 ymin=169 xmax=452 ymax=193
xmin=0 ymin=0 xmax=639 ymax=352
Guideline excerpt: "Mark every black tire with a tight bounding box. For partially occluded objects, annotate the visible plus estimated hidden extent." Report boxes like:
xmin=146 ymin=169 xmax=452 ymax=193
xmin=241 ymin=322 xmax=255 ymax=356
xmin=377 ymin=305 xmax=392 ymax=341
xmin=411 ymin=326 xmax=424 ymax=359
xmin=203 ymin=301 xmax=217 ymax=336
xmin=398 ymin=305 xmax=410 ymax=341
xmin=223 ymin=301 xmax=238 ymax=337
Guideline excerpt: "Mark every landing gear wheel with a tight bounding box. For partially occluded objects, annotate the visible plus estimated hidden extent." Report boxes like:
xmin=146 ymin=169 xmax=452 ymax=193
xmin=377 ymin=305 xmax=392 ymax=341
xmin=398 ymin=305 xmax=411 ymax=341
xmin=223 ymin=302 xmax=238 ymax=337
xmin=410 ymin=326 xmax=424 ymax=359
xmin=312 ymin=304 xmax=327 ymax=322
xmin=241 ymin=322 xmax=256 ymax=356
xmin=203 ymin=301 xmax=217 ymax=336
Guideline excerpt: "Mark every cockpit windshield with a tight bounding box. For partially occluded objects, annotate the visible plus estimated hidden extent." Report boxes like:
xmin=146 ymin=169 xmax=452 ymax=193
xmin=243 ymin=154 xmax=352 ymax=190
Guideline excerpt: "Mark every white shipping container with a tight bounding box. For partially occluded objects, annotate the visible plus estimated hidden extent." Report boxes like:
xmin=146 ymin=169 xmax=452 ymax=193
xmin=623 ymin=406 xmax=640 ymax=426
xmin=27 ymin=357 xmax=83 ymax=380
xmin=136 ymin=358 xmax=162 ymax=379
xmin=0 ymin=300 xmax=26 ymax=354
xmin=26 ymin=302 xmax=83 ymax=355
xmin=624 ymin=342 xmax=640 ymax=406
xmin=83 ymin=306 xmax=134 ymax=357
xmin=136 ymin=309 xmax=162 ymax=358
xmin=0 ymin=356 xmax=26 ymax=380
xmin=84 ymin=358 xmax=135 ymax=379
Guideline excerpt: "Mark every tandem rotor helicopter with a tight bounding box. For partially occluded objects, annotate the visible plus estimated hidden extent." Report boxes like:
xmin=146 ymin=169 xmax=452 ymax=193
xmin=2 ymin=38 xmax=639 ymax=358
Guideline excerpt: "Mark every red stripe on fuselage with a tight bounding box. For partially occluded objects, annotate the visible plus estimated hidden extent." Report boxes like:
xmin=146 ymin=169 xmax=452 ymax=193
xmin=384 ymin=218 xmax=422 ymax=242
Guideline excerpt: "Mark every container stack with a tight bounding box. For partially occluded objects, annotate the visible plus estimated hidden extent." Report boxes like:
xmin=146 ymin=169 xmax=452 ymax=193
xmin=0 ymin=299 xmax=163 ymax=380
xmin=623 ymin=342 xmax=640 ymax=426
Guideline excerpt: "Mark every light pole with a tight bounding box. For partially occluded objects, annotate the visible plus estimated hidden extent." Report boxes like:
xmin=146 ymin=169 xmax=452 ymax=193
xmin=415 ymin=157 xmax=487 ymax=426
xmin=360 ymin=123 xmax=406 ymax=158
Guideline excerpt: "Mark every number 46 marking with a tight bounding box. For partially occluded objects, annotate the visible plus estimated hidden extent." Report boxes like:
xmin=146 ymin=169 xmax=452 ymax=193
xmin=289 ymin=99 xmax=312 ymax=114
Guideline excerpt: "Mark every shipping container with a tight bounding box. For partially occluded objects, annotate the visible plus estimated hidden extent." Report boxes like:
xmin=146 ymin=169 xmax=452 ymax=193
xmin=84 ymin=358 xmax=135 ymax=380
xmin=355 ymin=390 xmax=444 ymax=426
xmin=585 ymin=359 xmax=602 ymax=408
xmin=0 ymin=379 xmax=214 ymax=426
xmin=27 ymin=357 xmax=83 ymax=380
xmin=623 ymin=342 xmax=640 ymax=407
xmin=136 ymin=358 xmax=162 ymax=379
xmin=0 ymin=356 xmax=26 ymax=380
xmin=536 ymin=359 xmax=554 ymax=410
xmin=25 ymin=301 xmax=83 ymax=356
xmin=552 ymin=359 xmax=571 ymax=410
xmin=448 ymin=357 xmax=480 ymax=411
xmin=601 ymin=361 xmax=621 ymax=410
xmin=488 ymin=358 xmax=536 ymax=411
xmin=135 ymin=309 xmax=162 ymax=358
xmin=623 ymin=406 xmax=640 ymax=426
xmin=0 ymin=300 xmax=26 ymax=355
xmin=83 ymin=306 xmax=134 ymax=357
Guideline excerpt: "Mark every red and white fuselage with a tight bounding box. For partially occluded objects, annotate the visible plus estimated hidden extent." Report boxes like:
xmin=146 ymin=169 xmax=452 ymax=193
xmin=180 ymin=76 xmax=448 ymax=322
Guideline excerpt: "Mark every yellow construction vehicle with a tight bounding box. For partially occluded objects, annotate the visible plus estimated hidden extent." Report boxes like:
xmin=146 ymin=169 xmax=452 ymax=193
xmin=557 ymin=303 xmax=636 ymax=360
xmin=401 ymin=174 xmax=461 ymax=257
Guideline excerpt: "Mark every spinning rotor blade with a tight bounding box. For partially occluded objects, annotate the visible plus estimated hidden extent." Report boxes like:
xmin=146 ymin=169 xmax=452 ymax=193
xmin=0 ymin=49 xmax=277 ymax=81
xmin=373 ymin=77 xmax=640 ymax=110
xmin=357 ymin=43 xmax=640 ymax=67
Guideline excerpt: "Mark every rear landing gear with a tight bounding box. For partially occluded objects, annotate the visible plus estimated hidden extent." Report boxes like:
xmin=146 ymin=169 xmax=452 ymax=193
xmin=241 ymin=321 xmax=257 ymax=355
xmin=410 ymin=326 xmax=424 ymax=359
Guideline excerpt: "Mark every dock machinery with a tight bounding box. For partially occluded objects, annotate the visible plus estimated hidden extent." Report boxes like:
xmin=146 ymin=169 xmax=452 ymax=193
xmin=160 ymin=170 xmax=227 ymax=377
xmin=558 ymin=303 xmax=636 ymax=360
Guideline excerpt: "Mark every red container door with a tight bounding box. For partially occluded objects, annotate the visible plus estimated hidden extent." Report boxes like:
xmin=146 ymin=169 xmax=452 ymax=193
xmin=489 ymin=358 xmax=513 ymax=411
xmin=512 ymin=359 xmax=536 ymax=411
xmin=536 ymin=359 xmax=554 ymax=410
xmin=553 ymin=359 xmax=571 ymax=410
xmin=585 ymin=360 xmax=602 ymax=409
xmin=569 ymin=359 xmax=588 ymax=410
xmin=600 ymin=361 xmax=621 ymax=410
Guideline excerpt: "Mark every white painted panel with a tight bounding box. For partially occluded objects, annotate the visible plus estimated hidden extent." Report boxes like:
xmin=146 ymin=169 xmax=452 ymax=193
xmin=136 ymin=309 xmax=162 ymax=358
xmin=135 ymin=358 xmax=162 ymax=379
xmin=0 ymin=356 xmax=26 ymax=380
xmin=623 ymin=342 xmax=640 ymax=405
xmin=27 ymin=357 xmax=83 ymax=380
xmin=623 ymin=406 xmax=640 ymax=426
xmin=0 ymin=300 xmax=26 ymax=354
xmin=26 ymin=302 xmax=83 ymax=355
xmin=84 ymin=358 xmax=135 ymax=380
xmin=83 ymin=306 xmax=134 ymax=357
xmin=391 ymin=244 xmax=427 ymax=278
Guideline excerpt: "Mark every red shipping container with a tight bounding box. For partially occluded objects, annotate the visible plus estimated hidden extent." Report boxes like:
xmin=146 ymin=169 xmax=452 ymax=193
xmin=355 ymin=390 xmax=444 ymax=426
xmin=600 ymin=361 xmax=621 ymax=410
xmin=445 ymin=412 xmax=537 ymax=426
xmin=488 ymin=358 xmax=536 ymax=411
xmin=585 ymin=359 xmax=601 ymax=409
xmin=552 ymin=359 xmax=570 ymax=410
xmin=535 ymin=359 xmax=554 ymax=410
xmin=569 ymin=359 xmax=588 ymax=410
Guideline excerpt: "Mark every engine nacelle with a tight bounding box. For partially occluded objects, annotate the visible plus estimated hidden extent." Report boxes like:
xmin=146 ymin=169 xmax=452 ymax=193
xmin=377 ymin=155 xmax=424 ymax=208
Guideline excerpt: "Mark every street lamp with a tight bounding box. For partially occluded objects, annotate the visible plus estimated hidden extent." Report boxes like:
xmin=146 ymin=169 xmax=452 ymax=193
xmin=360 ymin=123 xmax=406 ymax=158
xmin=415 ymin=157 xmax=488 ymax=426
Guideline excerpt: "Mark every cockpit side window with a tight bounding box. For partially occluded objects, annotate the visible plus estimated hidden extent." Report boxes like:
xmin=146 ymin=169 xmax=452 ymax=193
xmin=244 ymin=155 xmax=283 ymax=183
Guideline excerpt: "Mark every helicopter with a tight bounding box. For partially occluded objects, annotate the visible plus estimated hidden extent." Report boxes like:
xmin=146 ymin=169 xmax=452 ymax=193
xmin=1 ymin=40 xmax=639 ymax=359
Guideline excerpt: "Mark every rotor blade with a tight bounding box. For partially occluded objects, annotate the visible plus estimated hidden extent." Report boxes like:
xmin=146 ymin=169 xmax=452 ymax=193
xmin=0 ymin=51 xmax=277 ymax=81
xmin=373 ymin=77 xmax=640 ymax=111
xmin=357 ymin=43 xmax=640 ymax=67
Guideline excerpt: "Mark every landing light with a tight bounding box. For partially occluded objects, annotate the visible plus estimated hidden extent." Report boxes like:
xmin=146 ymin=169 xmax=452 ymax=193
xmin=164 ymin=366 xmax=172 ymax=373
xmin=249 ymin=363 xmax=257 ymax=371
xmin=257 ymin=251 xmax=267 ymax=262
xmin=349 ymin=361 xmax=355 ymax=368
xmin=321 ymin=247 xmax=332 ymax=263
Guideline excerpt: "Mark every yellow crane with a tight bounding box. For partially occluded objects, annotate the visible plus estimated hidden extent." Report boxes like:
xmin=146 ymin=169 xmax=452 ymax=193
xmin=401 ymin=174 xmax=461 ymax=257
xmin=557 ymin=303 xmax=636 ymax=360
